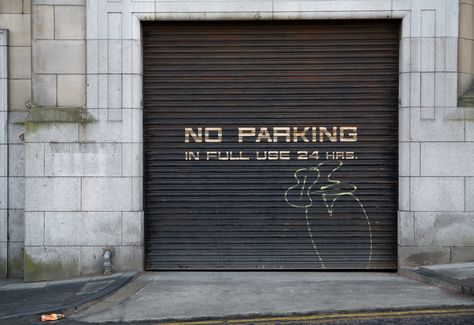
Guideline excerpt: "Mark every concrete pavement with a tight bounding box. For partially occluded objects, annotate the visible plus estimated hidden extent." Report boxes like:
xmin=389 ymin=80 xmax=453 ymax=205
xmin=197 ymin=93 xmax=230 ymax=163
xmin=73 ymin=271 xmax=474 ymax=323
xmin=2 ymin=263 xmax=474 ymax=324
xmin=403 ymin=262 xmax=474 ymax=295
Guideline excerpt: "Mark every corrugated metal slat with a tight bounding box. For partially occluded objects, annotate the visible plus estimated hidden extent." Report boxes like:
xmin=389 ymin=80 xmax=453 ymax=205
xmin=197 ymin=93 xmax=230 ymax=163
xmin=143 ymin=20 xmax=399 ymax=270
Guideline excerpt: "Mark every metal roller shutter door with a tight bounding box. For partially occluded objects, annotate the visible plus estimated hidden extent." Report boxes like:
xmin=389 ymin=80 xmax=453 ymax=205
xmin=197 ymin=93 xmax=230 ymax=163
xmin=143 ymin=20 xmax=399 ymax=270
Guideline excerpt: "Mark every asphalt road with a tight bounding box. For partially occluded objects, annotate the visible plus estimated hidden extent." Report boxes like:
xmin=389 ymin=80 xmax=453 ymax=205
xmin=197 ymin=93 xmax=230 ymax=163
xmin=153 ymin=308 xmax=474 ymax=325
xmin=22 ymin=307 xmax=474 ymax=325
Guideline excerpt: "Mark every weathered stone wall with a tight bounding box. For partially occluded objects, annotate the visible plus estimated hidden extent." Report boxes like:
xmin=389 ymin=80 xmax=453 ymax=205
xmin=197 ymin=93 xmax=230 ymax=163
xmin=24 ymin=0 xmax=92 ymax=281
xmin=16 ymin=0 xmax=474 ymax=280
xmin=397 ymin=0 xmax=474 ymax=267
xmin=24 ymin=0 xmax=142 ymax=281
xmin=32 ymin=0 xmax=85 ymax=107
xmin=0 ymin=0 xmax=31 ymax=278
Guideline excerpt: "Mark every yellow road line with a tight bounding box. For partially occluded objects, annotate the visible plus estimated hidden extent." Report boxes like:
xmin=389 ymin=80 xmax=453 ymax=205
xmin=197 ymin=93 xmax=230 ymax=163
xmin=156 ymin=307 xmax=474 ymax=325
xmin=158 ymin=320 xmax=218 ymax=324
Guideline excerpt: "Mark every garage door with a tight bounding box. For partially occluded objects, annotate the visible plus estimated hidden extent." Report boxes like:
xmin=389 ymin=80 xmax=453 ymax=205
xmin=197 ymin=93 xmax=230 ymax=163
xmin=143 ymin=20 xmax=399 ymax=270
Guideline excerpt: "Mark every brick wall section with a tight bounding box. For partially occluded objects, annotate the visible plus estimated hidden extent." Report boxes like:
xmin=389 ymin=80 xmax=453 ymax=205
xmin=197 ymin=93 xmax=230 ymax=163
xmin=0 ymin=0 xmax=30 ymax=278
xmin=460 ymin=0 xmax=474 ymax=95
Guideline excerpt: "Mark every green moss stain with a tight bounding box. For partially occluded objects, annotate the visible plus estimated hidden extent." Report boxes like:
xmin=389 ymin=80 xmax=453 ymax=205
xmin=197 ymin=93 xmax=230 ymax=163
xmin=8 ymin=255 xmax=23 ymax=277
xmin=403 ymin=251 xmax=447 ymax=267
xmin=465 ymin=108 xmax=474 ymax=121
xmin=24 ymin=253 xmax=79 ymax=282
xmin=26 ymin=107 xmax=95 ymax=124
xmin=463 ymin=239 xmax=474 ymax=246
xmin=24 ymin=253 xmax=38 ymax=280
xmin=25 ymin=121 xmax=39 ymax=134
xmin=0 ymin=258 xmax=6 ymax=278
xmin=24 ymin=253 xmax=40 ymax=280
xmin=25 ymin=107 xmax=95 ymax=138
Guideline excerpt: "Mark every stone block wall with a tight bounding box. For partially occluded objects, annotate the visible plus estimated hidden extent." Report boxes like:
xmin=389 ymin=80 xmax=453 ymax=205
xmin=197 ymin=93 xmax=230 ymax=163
xmin=396 ymin=0 xmax=474 ymax=266
xmin=24 ymin=0 xmax=88 ymax=281
xmin=0 ymin=0 xmax=30 ymax=278
xmin=24 ymin=0 xmax=143 ymax=281
xmin=32 ymin=0 xmax=85 ymax=107
xmin=8 ymin=0 xmax=474 ymax=280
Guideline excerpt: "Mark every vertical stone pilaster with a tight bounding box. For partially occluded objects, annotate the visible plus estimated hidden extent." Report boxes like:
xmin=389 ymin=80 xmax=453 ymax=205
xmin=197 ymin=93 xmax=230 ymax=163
xmin=25 ymin=0 xmax=87 ymax=281
xmin=0 ymin=30 xmax=8 ymax=278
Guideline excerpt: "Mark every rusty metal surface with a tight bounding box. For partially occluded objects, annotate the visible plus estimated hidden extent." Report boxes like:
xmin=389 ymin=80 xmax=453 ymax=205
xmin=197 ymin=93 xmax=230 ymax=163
xmin=143 ymin=20 xmax=399 ymax=270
